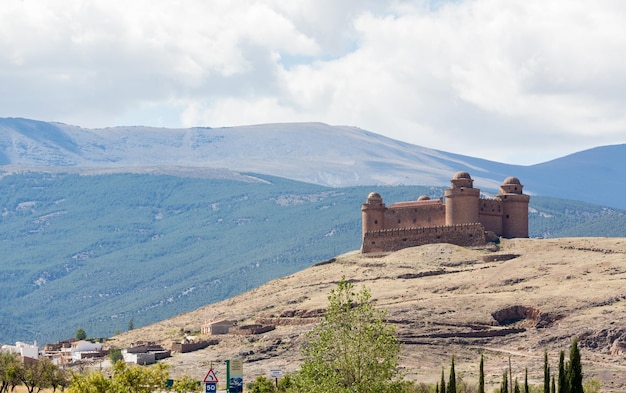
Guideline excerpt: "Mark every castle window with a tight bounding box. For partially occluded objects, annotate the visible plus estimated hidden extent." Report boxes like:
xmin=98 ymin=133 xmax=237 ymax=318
xmin=374 ymin=220 xmax=378 ymax=224
xmin=397 ymin=219 xmax=401 ymax=224
xmin=506 ymin=214 xmax=510 ymax=219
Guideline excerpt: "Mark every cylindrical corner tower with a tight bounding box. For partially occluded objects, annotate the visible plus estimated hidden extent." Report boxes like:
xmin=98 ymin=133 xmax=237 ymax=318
xmin=499 ymin=177 xmax=530 ymax=238
xmin=361 ymin=192 xmax=386 ymax=237
xmin=444 ymin=171 xmax=480 ymax=225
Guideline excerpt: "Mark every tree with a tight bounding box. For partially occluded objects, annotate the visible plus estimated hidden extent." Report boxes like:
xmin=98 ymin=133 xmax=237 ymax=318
xmin=75 ymin=328 xmax=87 ymax=341
xmin=478 ymin=354 xmax=485 ymax=393
xmin=19 ymin=358 xmax=58 ymax=393
xmin=448 ymin=356 xmax=456 ymax=393
xmin=524 ymin=368 xmax=529 ymax=393
xmin=567 ymin=338 xmax=583 ymax=393
xmin=68 ymin=361 xmax=169 ymax=393
xmin=128 ymin=318 xmax=135 ymax=331
xmin=514 ymin=378 xmax=521 ymax=393
xmin=0 ymin=352 xmax=22 ymax=393
xmin=440 ymin=368 xmax=446 ymax=393
xmin=543 ymin=351 xmax=550 ymax=393
xmin=500 ymin=370 xmax=508 ymax=393
xmin=172 ymin=375 xmax=201 ymax=393
xmin=248 ymin=376 xmax=276 ymax=393
xmin=109 ymin=347 xmax=123 ymax=364
xmin=557 ymin=350 xmax=567 ymax=393
xmin=294 ymin=277 xmax=403 ymax=393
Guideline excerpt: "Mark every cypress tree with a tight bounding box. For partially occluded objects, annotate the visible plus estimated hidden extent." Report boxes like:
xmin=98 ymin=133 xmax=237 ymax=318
xmin=448 ymin=355 xmax=456 ymax=393
xmin=514 ymin=378 xmax=521 ymax=393
xmin=568 ymin=338 xmax=583 ymax=393
xmin=440 ymin=367 xmax=446 ymax=393
xmin=543 ymin=351 xmax=554 ymax=393
xmin=558 ymin=350 xmax=567 ymax=393
xmin=436 ymin=383 xmax=439 ymax=393
xmin=478 ymin=354 xmax=485 ymax=393
xmin=500 ymin=370 xmax=508 ymax=393
xmin=524 ymin=368 xmax=529 ymax=393
xmin=551 ymin=375 xmax=556 ymax=393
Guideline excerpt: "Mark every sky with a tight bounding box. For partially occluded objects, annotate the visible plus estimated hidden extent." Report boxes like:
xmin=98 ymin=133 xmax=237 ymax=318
xmin=1 ymin=0 xmax=626 ymax=165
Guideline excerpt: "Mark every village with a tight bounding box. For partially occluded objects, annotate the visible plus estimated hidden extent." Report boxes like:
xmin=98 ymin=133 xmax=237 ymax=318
xmin=0 ymin=319 xmax=275 ymax=369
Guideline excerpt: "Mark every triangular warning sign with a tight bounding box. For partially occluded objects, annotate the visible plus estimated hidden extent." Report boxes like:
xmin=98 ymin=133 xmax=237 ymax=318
xmin=203 ymin=368 xmax=219 ymax=383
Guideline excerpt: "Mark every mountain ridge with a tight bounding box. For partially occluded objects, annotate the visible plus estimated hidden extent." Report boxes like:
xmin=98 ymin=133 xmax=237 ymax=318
xmin=1 ymin=117 xmax=625 ymax=208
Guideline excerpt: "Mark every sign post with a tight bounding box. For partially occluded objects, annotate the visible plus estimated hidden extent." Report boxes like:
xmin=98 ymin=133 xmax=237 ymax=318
xmin=270 ymin=369 xmax=283 ymax=388
xmin=203 ymin=368 xmax=219 ymax=393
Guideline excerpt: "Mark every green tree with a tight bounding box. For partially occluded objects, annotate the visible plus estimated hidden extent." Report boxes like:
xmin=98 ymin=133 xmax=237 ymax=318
xmin=68 ymin=361 xmax=169 ymax=393
xmin=128 ymin=318 xmax=135 ymax=331
xmin=172 ymin=375 xmax=201 ymax=393
xmin=557 ymin=350 xmax=567 ymax=393
xmin=277 ymin=374 xmax=294 ymax=392
xmin=567 ymin=338 xmax=583 ymax=393
xmin=500 ymin=370 xmax=508 ymax=393
xmin=19 ymin=358 xmax=58 ymax=393
xmin=248 ymin=375 xmax=276 ymax=393
xmin=514 ymin=378 xmax=521 ymax=393
xmin=478 ymin=354 xmax=485 ymax=393
xmin=551 ymin=375 xmax=555 ymax=393
xmin=440 ymin=368 xmax=446 ymax=393
xmin=448 ymin=356 xmax=456 ymax=393
xmin=109 ymin=347 xmax=123 ymax=364
xmin=75 ymin=328 xmax=87 ymax=341
xmin=543 ymin=351 xmax=550 ymax=393
xmin=294 ymin=277 xmax=403 ymax=393
xmin=68 ymin=369 xmax=114 ymax=393
xmin=524 ymin=368 xmax=529 ymax=393
xmin=112 ymin=361 xmax=168 ymax=393
xmin=0 ymin=352 xmax=22 ymax=393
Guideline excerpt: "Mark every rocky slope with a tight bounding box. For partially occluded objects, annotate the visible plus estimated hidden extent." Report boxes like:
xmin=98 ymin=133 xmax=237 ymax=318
xmin=108 ymin=238 xmax=626 ymax=391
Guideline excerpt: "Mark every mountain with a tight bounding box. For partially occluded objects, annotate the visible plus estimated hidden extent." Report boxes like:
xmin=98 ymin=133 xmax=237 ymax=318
xmin=1 ymin=118 xmax=625 ymax=208
xmin=0 ymin=172 xmax=624 ymax=345
xmin=1 ymin=117 xmax=626 ymax=345
xmin=108 ymin=238 xmax=626 ymax=391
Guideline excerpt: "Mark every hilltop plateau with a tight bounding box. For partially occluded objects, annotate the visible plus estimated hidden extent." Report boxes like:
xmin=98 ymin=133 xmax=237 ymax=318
xmin=109 ymin=237 xmax=626 ymax=391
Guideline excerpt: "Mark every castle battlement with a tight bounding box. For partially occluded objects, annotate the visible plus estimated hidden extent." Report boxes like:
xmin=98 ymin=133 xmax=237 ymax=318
xmin=361 ymin=172 xmax=529 ymax=254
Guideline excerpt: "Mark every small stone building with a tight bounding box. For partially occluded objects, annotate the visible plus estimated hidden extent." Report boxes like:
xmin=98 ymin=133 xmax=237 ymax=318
xmin=201 ymin=319 xmax=236 ymax=335
xmin=361 ymin=172 xmax=529 ymax=254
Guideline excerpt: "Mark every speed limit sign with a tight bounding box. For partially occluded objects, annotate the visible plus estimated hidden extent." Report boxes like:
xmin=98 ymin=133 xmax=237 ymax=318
xmin=205 ymin=382 xmax=216 ymax=392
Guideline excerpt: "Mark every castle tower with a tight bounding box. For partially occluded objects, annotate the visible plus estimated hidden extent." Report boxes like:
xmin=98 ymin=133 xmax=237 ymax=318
xmin=444 ymin=171 xmax=480 ymax=225
xmin=498 ymin=177 xmax=530 ymax=238
xmin=361 ymin=192 xmax=385 ymax=238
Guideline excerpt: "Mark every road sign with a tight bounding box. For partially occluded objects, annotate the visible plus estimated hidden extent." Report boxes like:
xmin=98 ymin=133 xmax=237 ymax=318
xmin=203 ymin=368 xmax=219 ymax=383
xmin=270 ymin=369 xmax=283 ymax=379
xmin=205 ymin=382 xmax=217 ymax=392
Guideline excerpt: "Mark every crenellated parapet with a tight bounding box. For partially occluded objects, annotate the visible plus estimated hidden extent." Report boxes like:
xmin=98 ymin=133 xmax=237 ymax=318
xmin=362 ymin=223 xmax=486 ymax=254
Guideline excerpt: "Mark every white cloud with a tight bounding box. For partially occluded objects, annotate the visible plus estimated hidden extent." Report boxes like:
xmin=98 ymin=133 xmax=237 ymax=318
xmin=1 ymin=0 xmax=626 ymax=164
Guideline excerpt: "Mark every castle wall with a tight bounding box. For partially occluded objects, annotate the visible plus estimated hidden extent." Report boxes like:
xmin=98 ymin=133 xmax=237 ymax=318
xmin=478 ymin=198 xmax=503 ymax=234
xmin=384 ymin=200 xmax=445 ymax=230
xmin=361 ymin=223 xmax=486 ymax=254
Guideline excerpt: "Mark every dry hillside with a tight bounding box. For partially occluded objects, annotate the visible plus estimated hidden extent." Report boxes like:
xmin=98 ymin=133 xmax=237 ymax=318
xmin=108 ymin=238 xmax=626 ymax=391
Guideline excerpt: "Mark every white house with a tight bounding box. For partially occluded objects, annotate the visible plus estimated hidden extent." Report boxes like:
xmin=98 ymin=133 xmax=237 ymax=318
xmin=68 ymin=340 xmax=103 ymax=361
xmin=0 ymin=342 xmax=39 ymax=362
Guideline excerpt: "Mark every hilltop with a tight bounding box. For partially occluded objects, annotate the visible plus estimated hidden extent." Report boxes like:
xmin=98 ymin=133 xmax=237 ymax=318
xmin=108 ymin=237 xmax=626 ymax=391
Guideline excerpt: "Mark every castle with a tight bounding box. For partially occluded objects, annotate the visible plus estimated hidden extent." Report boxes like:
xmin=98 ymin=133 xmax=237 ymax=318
xmin=361 ymin=171 xmax=530 ymax=254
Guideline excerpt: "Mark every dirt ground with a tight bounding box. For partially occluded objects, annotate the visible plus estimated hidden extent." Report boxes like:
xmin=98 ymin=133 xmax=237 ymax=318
xmin=105 ymin=238 xmax=626 ymax=391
